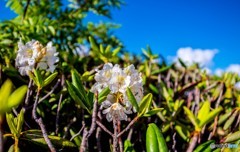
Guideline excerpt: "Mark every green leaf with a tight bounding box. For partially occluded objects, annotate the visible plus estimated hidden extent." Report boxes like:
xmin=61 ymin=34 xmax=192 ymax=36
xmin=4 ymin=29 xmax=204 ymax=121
xmin=152 ymin=64 xmax=173 ymax=75
xmin=70 ymin=129 xmax=82 ymax=146
xmin=193 ymin=140 xmax=215 ymax=152
xmin=224 ymin=131 xmax=240 ymax=143
xmin=43 ymin=72 xmax=58 ymax=88
xmin=89 ymin=37 xmax=98 ymax=51
xmin=183 ymin=106 xmax=200 ymax=131
xmin=21 ymin=130 xmax=76 ymax=150
xmin=28 ymin=72 xmax=38 ymax=86
xmin=48 ymin=26 xmax=55 ymax=35
xmin=98 ymin=87 xmax=111 ymax=103
xmin=7 ymin=85 xmax=27 ymax=109
xmin=175 ymin=125 xmax=189 ymax=141
xmin=105 ymin=45 xmax=112 ymax=54
xmin=66 ymin=81 xmax=89 ymax=111
xmin=223 ymin=110 xmax=238 ymax=130
xmin=6 ymin=113 xmax=18 ymax=136
xmin=146 ymin=123 xmax=168 ymax=152
xmin=178 ymin=58 xmax=187 ymax=68
xmin=138 ymin=93 xmax=153 ymax=117
xmin=197 ymin=101 xmax=210 ymax=122
xmin=199 ymin=106 xmax=223 ymax=128
xmin=112 ymin=47 xmax=121 ymax=56
xmin=143 ymin=108 xmax=163 ymax=117
xmin=126 ymin=88 xmax=139 ymax=112
xmin=71 ymin=69 xmax=89 ymax=107
xmin=33 ymin=69 xmax=43 ymax=88
xmin=0 ymin=79 xmax=12 ymax=113
xmin=16 ymin=109 xmax=24 ymax=133
xmin=149 ymin=84 xmax=158 ymax=94
xmin=124 ymin=140 xmax=136 ymax=152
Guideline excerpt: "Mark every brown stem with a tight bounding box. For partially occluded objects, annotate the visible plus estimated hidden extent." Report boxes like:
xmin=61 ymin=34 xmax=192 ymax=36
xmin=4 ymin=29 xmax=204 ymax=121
xmin=39 ymin=79 xmax=60 ymax=103
xmin=80 ymin=128 xmax=88 ymax=152
xmin=118 ymin=121 xmax=123 ymax=152
xmin=96 ymin=120 xmax=113 ymax=137
xmin=113 ymin=118 xmax=118 ymax=152
xmin=55 ymin=76 xmax=65 ymax=135
xmin=117 ymin=116 xmax=138 ymax=138
xmin=32 ymin=90 xmax=56 ymax=152
xmin=79 ymin=99 xmax=98 ymax=152
xmin=24 ymin=79 xmax=33 ymax=106
xmin=186 ymin=133 xmax=198 ymax=152
xmin=96 ymin=127 xmax=102 ymax=152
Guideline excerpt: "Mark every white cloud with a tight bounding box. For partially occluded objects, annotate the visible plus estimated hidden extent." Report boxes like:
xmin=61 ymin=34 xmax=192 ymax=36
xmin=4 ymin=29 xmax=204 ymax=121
xmin=172 ymin=47 xmax=218 ymax=67
xmin=215 ymin=68 xmax=224 ymax=76
xmin=235 ymin=82 xmax=240 ymax=90
xmin=214 ymin=64 xmax=240 ymax=76
xmin=226 ymin=64 xmax=240 ymax=76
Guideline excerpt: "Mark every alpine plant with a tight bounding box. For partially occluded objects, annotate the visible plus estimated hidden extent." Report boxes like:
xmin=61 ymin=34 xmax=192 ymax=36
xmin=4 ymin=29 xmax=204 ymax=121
xmin=15 ymin=40 xmax=59 ymax=76
xmin=91 ymin=63 xmax=143 ymax=122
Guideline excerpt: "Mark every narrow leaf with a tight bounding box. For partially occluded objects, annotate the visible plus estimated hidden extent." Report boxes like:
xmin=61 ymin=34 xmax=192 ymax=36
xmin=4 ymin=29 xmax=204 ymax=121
xmin=199 ymin=106 xmax=223 ymax=128
xmin=126 ymin=88 xmax=139 ymax=112
xmin=183 ymin=106 xmax=200 ymax=131
xmin=7 ymin=85 xmax=27 ymax=109
xmin=43 ymin=72 xmax=58 ymax=88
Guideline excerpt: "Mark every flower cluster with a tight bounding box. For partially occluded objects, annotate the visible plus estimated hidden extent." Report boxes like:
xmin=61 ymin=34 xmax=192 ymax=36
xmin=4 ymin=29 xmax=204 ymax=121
xmin=15 ymin=40 xmax=59 ymax=76
xmin=91 ymin=63 xmax=143 ymax=122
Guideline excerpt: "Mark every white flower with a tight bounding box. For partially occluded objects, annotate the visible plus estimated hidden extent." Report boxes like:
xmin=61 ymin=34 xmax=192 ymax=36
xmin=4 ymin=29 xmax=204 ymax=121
xmin=37 ymin=42 xmax=59 ymax=72
xmin=91 ymin=63 xmax=143 ymax=122
xmin=15 ymin=40 xmax=59 ymax=76
xmin=15 ymin=40 xmax=39 ymax=76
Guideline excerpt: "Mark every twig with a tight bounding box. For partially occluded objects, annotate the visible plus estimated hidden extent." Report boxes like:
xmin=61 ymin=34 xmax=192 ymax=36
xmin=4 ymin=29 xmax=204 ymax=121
xmin=24 ymin=79 xmax=33 ymax=105
xmin=80 ymin=128 xmax=88 ymax=152
xmin=32 ymin=90 xmax=56 ymax=152
xmin=117 ymin=116 xmax=138 ymax=138
xmin=96 ymin=120 xmax=113 ymax=137
xmin=55 ymin=75 xmax=65 ymax=135
xmin=79 ymin=99 xmax=98 ymax=152
xmin=118 ymin=121 xmax=123 ymax=152
xmin=70 ymin=124 xmax=85 ymax=141
xmin=186 ymin=133 xmax=198 ymax=152
xmin=63 ymin=117 xmax=77 ymax=139
xmin=55 ymin=93 xmax=63 ymax=135
xmin=39 ymin=79 xmax=61 ymax=103
xmin=172 ymin=132 xmax=177 ymax=152
xmin=96 ymin=127 xmax=102 ymax=152
xmin=127 ymin=128 xmax=133 ymax=141
xmin=87 ymin=99 xmax=98 ymax=138
xmin=113 ymin=118 xmax=118 ymax=152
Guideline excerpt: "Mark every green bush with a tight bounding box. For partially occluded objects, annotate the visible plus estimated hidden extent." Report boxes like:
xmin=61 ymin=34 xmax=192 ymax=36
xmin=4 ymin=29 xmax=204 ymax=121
xmin=0 ymin=1 xmax=239 ymax=152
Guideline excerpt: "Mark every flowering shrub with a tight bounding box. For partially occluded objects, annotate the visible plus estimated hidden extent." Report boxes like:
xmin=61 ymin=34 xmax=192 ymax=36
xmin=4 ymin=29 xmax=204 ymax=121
xmin=0 ymin=1 xmax=240 ymax=152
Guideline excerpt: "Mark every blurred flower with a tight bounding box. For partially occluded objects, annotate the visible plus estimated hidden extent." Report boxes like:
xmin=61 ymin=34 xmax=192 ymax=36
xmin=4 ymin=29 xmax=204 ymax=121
xmin=91 ymin=63 xmax=143 ymax=121
xmin=15 ymin=40 xmax=59 ymax=76
xmin=74 ymin=44 xmax=89 ymax=57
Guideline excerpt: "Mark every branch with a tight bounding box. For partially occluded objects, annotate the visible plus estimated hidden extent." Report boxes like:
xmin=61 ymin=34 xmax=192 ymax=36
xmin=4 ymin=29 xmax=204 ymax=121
xmin=117 ymin=116 xmax=138 ymax=138
xmin=55 ymin=75 xmax=65 ymax=135
xmin=39 ymin=79 xmax=61 ymax=103
xmin=24 ymin=79 xmax=33 ymax=106
xmin=79 ymin=98 xmax=98 ymax=152
xmin=113 ymin=117 xmax=118 ymax=152
xmin=186 ymin=133 xmax=198 ymax=152
xmin=96 ymin=120 xmax=113 ymax=137
xmin=70 ymin=124 xmax=85 ymax=141
xmin=32 ymin=90 xmax=56 ymax=152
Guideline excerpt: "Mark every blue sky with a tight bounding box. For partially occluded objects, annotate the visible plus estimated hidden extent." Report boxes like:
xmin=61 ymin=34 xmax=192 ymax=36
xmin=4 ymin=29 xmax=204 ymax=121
xmin=1 ymin=0 xmax=240 ymax=74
